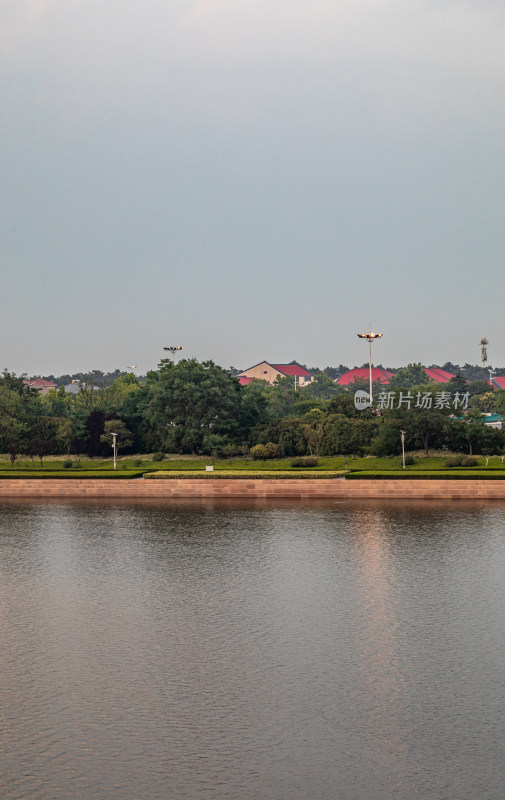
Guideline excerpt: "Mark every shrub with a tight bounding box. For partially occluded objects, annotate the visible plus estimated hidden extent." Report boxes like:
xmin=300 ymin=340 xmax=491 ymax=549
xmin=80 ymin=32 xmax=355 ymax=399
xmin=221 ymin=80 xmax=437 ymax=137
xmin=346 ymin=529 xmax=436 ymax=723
xmin=291 ymin=456 xmax=319 ymax=467
xmin=133 ymin=459 xmax=142 ymax=467
xmin=251 ymin=442 xmax=281 ymax=460
xmin=461 ymin=456 xmax=478 ymax=467
xmin=404 ymin=455 xmax=415 ymax=466
xmin=62 ymin=460 xmax=73 ymax=469
xmin=446 ymin=456 xmax=464 ymax=467
xmin=264 ymin=442 xmax=280 ymax=459
xmin=152 ymin=452 xmax=165 ymax=462
xmin=250 ymin=444 xmax=268 ymax=460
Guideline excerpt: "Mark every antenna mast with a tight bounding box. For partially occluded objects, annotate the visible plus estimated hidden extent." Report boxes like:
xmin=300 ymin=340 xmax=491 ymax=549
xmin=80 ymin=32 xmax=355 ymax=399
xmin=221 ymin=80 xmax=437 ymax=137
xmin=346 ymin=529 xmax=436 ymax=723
xmin=480 ymin=334 xmax=489 ymax=369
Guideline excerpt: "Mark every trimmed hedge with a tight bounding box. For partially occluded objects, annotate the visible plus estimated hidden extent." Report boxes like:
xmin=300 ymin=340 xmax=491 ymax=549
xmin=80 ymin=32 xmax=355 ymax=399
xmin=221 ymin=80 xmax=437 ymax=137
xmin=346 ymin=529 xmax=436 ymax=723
xmin=346 ymin=471 xmax=505 ymax=480
xmin=0 ymin=471 xmax=146 ymax=479
xmin=145 ymin=470 xmax=345 ymax=480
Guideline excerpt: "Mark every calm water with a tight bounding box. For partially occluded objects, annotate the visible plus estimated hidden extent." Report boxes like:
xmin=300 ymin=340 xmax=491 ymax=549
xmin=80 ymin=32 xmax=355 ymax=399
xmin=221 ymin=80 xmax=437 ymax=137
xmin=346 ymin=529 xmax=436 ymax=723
xmin=1 ymin=499 xmax=505 ymax=800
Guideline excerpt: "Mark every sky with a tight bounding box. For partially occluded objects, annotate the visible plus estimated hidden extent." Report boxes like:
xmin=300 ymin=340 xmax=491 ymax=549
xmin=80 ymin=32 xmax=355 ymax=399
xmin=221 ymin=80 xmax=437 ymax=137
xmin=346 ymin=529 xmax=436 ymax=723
xmin=2 ymin=0 xmax=505 ymax=376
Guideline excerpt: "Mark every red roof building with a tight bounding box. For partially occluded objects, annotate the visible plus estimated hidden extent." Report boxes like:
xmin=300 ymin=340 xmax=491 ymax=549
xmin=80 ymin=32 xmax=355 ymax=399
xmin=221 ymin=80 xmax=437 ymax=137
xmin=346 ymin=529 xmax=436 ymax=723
xmin=336 ymin=367 xmax=393 ymax=386
xmin=423 ymin=368 xmax=456 ymax=383
xmin=490 ymin=376 xmax=505 ymax=390
xmin=336 ymin=366 xmax=457 ymax=387
xmin=23 ymin=378 xmax=57 ymax=396
xmin=237 ymin=361 xmax=313 ymax=387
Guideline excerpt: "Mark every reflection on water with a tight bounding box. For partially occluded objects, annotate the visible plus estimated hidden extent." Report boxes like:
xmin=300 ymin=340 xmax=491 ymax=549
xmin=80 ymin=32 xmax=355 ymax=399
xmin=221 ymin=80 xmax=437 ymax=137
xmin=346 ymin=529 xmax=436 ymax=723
xmin=1 ymin=499 xmax=505 ymax=799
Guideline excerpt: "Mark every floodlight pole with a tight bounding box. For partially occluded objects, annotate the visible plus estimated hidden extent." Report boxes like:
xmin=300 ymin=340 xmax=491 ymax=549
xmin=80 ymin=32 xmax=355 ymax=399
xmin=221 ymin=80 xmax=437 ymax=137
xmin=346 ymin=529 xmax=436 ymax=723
xmin=164 ymin=346 xmax=183 ymax=364
xmin=400 ymin=430 xmax=406 ymax=469
xmin=357 ymin=326 xmax=383 ymax=404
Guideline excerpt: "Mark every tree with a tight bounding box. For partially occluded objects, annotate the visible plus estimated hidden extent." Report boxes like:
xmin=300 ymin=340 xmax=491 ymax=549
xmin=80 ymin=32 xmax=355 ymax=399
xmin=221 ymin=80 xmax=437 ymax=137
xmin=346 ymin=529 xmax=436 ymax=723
xmin=100 ymin=419 xmax=134 ymax=455
xmin=388 ymin=363 xmax=428 ymax=390
xmin=305 ymin=371 xmax=337 ymax=400
xmin=55 ymin=418 xmax=74 ymax=455
xmin=8 ymin=444 xmax=18 ymax=468
xmin=145 ymin=359 xmax=242 ymax=454
xmin=86 ymin=410 xmax=106 ymax=457
xmin=0 ymin=386 xmax=26 ymax=452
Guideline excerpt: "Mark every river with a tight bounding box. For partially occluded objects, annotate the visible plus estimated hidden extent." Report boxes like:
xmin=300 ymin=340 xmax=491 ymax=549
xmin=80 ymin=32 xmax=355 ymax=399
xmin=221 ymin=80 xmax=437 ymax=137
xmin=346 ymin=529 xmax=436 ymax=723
xmin=1 ymin=499 xmax=504 ymax=799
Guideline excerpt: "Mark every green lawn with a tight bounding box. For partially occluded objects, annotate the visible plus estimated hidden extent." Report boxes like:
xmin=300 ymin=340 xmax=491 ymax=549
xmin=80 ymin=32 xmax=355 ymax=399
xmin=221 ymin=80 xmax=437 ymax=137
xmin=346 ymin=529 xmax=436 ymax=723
xmin=2 ymin=453 xmax=505 ymax=477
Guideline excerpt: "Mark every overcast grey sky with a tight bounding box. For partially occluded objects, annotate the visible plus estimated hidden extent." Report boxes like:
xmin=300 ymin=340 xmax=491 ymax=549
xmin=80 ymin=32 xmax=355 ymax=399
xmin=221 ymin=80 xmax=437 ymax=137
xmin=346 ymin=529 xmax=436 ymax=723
xmin=2 ymin=0 xmax=505 ymax=375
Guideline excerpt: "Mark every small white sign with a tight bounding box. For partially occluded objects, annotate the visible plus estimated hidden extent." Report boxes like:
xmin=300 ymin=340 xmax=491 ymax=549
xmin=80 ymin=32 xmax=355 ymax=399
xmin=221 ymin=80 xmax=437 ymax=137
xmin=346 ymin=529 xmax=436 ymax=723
xmin=205 ymin=465 xmax=214 ymax=471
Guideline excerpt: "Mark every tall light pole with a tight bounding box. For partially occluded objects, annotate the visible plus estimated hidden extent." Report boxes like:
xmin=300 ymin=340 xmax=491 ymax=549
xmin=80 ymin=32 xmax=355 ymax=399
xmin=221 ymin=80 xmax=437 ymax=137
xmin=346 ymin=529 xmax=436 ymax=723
xmin=357 ymin=326 xmax=383 ymax=403
xmin=111 ymin=432 xmax=118 ymax=470
xmin=164 ymin=346 xmax=183 ymax=364
xmin=400 ymin=429 xmax=406 ymax=469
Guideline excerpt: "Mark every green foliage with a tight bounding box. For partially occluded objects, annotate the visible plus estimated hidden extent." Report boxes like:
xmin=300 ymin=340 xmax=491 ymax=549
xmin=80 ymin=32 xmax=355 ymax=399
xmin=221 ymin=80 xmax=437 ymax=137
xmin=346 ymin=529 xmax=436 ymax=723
xmin=100 ymin=419 xmax=134 ymax=453
xmin=388 ymin=363 xmax=428 ymax=389
xmin=291 ymin=456 xmax=319 ymax=467
xmin=404 ymin=455 xmax=415 ymax=466
xmin=461 ymin=456 xmax=478 ymax=467
xmin=446 ymin=456 xmax=465 ymax=467
xmin=152 ymin=452 xmax=165 ymax=462
xmin=250 ymin=444 xmax=268 ymax=460
xmin=146 ymin=359 xmax=242 ymax=453
xmin=62 ymin=460 xmax=73 ymax=468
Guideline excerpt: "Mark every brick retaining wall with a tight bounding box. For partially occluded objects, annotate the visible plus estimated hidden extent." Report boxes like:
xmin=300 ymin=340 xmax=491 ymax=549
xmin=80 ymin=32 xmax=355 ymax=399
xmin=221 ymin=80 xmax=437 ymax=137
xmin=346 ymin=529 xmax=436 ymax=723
xmin=2 ymin=478 xmax=505 ymax=499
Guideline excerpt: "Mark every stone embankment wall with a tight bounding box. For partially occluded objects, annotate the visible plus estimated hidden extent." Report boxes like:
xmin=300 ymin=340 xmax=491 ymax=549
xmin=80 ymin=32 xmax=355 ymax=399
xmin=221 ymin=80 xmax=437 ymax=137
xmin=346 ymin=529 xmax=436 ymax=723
xmin=2 ymin=478 xmax=505 ymax=500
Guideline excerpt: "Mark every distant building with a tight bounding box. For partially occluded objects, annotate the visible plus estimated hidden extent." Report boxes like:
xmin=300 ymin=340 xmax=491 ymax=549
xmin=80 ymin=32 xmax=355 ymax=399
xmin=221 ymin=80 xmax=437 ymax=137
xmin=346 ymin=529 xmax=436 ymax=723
xmin=237 ymin=361 xmax=314 ymax=387
xmin=63 ymin=380 xmax=81 ymax=395
xmin=423 ymin=368 xmax=457 ymax=383
xmin=23 ymin=378 xmax=57 ymax=396
xmin=490 ymin=376 xmax=505 ymax=390
xmin=483 ymin=413 xmax=503 ymax=429
xmin=336 ymin=366 xmax=457 ymax=387
xmin=335 ymin=367 xmax=393 ymax=387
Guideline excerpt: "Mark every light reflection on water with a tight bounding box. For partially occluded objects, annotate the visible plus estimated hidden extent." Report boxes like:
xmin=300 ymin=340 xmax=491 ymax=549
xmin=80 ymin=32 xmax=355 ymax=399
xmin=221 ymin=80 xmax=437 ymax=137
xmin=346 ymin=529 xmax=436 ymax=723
xmin=0 ymin=499 xmax=505 ymax=799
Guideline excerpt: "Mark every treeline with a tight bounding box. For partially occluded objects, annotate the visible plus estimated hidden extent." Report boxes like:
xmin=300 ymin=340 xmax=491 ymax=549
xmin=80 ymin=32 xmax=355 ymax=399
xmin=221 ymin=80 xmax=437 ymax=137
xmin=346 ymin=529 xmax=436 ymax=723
xmin=35 ymin=362 xmax=505 ymax=388
xmin=2 ymin=360 xmax=505 ymax=460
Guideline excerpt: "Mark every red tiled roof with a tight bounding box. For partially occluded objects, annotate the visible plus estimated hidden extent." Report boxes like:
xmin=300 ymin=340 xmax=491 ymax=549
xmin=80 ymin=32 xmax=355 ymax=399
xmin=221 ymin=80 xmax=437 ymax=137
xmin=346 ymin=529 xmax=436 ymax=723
xmin=424 ymin=368 xmax=456 ymax=383
xmin=336 ymin=368 xmax=393 ymax=386
xmin=23 ymin=378 xmax=57 ymax=388
xmin=237 ymin=376 xmax=253 ymax=386
xmin=272 ymin=363 xmax=312 ymax=377
xmin=491 ymin=376 xmax=505 ymax=390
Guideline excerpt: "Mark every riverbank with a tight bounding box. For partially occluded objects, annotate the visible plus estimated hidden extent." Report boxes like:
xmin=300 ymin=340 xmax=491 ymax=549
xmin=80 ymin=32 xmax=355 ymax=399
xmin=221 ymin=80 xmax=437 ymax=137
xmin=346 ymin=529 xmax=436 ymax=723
xmin=3 ymin=478 xmax=505 ymax=499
